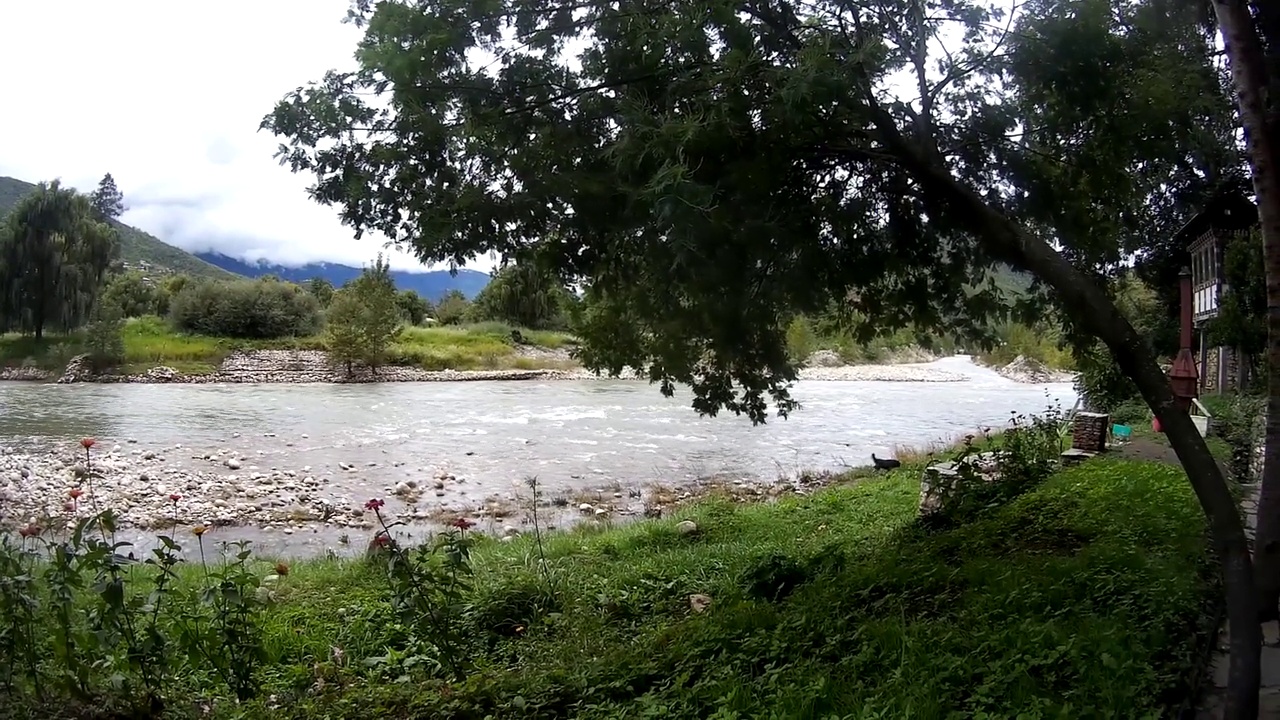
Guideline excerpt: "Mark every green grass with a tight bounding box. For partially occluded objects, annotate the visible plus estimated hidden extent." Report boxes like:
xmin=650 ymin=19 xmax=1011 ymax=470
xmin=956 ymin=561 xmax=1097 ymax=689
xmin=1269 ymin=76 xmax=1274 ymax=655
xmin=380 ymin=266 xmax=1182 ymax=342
xmin=391 ymin=322 xmax=576 ymax=371
xmin=0 ymin=316 xmax=577 ymax=375
xmin=75 ymin=458 xmax=1207 ymax=719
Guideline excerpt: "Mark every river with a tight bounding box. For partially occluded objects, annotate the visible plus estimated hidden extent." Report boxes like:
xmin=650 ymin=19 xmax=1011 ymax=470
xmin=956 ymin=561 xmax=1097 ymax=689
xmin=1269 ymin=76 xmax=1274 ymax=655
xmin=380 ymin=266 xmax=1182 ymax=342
xmin=0 ymin=356 xmax=1076 ymax=557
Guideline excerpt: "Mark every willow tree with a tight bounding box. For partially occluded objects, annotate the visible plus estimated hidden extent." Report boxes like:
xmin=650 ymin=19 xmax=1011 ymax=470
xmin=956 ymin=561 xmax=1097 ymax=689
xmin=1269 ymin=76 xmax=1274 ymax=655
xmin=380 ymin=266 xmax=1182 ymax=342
xmin=264 ymin=0 xmax=1261 ymax=713
xmin=0 ymin=180 xmax=118 ymax=339
xmin=470 ymin=262 xmax=573 ymax=329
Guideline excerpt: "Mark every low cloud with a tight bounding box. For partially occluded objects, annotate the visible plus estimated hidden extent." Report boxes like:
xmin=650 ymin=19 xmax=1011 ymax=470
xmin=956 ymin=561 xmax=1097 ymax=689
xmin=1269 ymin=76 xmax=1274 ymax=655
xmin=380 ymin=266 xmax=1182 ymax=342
xmin=0 ymin=0 xmax=496 ymax=275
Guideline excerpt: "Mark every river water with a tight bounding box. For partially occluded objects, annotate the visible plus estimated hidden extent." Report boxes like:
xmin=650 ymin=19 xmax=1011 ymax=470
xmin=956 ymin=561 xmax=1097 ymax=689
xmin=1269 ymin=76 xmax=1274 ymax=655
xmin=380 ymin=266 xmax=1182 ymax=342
xmin=0 ymin=356 xmax=1075 ymax=556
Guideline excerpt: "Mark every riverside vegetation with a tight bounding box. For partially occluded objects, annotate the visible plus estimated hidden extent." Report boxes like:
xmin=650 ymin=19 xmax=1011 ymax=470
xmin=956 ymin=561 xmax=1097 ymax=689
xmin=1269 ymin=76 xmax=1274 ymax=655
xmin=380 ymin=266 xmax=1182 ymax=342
xmin=0 ymin=176 xmax=1075 ymax=379
xmin=0 ymin=267 xmax=1075 ymax=380
xmin=0 ymin=409 xmax=1231 ymax=719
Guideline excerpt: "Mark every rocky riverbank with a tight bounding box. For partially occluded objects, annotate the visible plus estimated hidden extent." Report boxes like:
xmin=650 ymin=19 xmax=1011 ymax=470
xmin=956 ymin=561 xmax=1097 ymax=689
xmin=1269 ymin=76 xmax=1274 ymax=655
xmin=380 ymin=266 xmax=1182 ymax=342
xmin=0 ymin=438 xmax=839 ymax=544
xmin=0 ymin=348 xmax=987 ymax=385
xmin=994 ymin=355 xmax=1076 ymax=384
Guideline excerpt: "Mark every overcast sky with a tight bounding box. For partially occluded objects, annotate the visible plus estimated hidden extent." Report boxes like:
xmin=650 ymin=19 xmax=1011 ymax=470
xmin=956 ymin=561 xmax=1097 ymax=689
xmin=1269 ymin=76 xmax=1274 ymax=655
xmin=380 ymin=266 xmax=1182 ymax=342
xmin=0 ymin=1 xmax=493 ymax=273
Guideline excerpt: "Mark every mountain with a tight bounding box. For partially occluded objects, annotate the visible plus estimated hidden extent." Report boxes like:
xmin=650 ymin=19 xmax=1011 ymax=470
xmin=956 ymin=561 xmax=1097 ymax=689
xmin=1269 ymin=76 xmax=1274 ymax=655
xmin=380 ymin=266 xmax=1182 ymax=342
xmin=0 ymin=176 xmax=238 ymax=281
xmin=196 ymin=252 xmax=491 ymax=300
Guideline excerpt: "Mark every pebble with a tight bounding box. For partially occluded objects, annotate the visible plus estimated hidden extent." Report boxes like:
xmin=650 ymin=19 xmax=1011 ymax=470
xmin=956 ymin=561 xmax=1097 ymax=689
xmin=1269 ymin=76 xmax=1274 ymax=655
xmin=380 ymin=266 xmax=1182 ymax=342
xmin=0 ymin=428 xmax=810 ymax=546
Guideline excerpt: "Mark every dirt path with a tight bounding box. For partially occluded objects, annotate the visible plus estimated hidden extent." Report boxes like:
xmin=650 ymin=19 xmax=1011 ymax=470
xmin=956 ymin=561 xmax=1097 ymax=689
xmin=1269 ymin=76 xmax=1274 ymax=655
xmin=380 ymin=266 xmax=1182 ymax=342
xmin=1112 ymin=435 xmax=1182 ymax=465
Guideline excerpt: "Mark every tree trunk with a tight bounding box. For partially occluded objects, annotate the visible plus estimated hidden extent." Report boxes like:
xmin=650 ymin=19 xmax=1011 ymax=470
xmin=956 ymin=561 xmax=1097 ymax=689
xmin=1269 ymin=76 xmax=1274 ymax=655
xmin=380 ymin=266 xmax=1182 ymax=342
xmin=1213 ymin=0 xmax=1280 ymax=637
xmin=879 ymin=136 xmax=1263 ymax=717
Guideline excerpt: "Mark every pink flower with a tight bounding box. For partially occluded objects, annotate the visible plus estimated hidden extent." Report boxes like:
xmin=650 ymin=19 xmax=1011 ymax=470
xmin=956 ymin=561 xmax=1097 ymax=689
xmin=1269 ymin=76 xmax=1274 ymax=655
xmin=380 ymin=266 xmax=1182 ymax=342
xmin=80 ymin=437 xmax=96 ymax=449
xmin=364 ymin=499 xmax=385 ymax=511
xmin=69 ymin=488 xmax=84 ymax=500
xmin=18 ymin=523 xmax=41 ymax=538
xmin=169 ymin=494 xmax=181 ymax=503
xmin=449 ymin=518 xmax=476 ymax=530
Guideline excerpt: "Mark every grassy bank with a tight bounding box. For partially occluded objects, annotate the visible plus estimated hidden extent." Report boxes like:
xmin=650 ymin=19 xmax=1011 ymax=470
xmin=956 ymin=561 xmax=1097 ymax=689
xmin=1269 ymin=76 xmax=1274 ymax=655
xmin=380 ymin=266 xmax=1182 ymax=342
xmin=1 ymin=453 xmax=1217 ymax=719
xmin=0 ymin=316 xmax=576 ymax=375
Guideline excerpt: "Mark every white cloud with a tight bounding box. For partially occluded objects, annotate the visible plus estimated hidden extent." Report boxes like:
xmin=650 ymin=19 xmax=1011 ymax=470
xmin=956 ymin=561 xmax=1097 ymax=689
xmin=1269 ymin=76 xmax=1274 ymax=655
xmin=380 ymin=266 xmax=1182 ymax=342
xmin=0 ymin=0 xmax=494 ymax=273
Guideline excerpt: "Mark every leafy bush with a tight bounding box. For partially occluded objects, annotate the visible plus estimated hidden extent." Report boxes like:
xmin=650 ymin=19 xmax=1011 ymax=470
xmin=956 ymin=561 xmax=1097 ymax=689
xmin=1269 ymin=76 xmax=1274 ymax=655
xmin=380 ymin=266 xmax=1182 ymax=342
xmin=979 ymin=321 xmax=1075 ymax=369
xmin=169 ymin=278 xmax=322 ymax=339
xmin=1203 ymin=393 xmax=1265 ymax=481
xmin=1073 ymin=341 xmax=1140 ymax=410
xmin=82 ymin=304 xmax=126 ymax=370
xmin=324 ymin=256 xmax=403 ymax=374
xmin=101 ymin=270 xmax=169 ymax=318
xmin=396 ymin=290 xmax=432 ymax=326
xmin=1109 ymin=398 xmax=1151 ymax=427
xmin=433 ymin=290 xmax=471 ymax=325
xmin=924 ymin=400 xmax=1066 ymax=528
xmin=784 ymin=315 xmax=820 ymax=363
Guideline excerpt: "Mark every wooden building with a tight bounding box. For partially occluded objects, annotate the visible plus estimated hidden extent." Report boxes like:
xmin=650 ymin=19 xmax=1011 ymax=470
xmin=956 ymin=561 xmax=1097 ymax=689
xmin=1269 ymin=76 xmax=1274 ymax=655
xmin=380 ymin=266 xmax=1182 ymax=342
xmin=1181 ymin=191 xmax=1258 ymax=394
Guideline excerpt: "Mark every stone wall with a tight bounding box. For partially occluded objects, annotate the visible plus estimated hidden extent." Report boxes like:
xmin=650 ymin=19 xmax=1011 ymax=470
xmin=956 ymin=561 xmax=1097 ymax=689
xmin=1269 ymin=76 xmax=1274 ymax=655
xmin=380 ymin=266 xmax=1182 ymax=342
xmin=1202 ymin=346 xmax=1220 ymax=394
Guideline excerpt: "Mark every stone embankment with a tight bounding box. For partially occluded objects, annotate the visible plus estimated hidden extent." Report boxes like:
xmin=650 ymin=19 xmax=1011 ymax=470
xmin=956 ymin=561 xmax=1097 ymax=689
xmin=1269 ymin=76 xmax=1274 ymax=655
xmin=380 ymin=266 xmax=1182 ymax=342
xmin=44 ymin=351 xmax=580 ymax=384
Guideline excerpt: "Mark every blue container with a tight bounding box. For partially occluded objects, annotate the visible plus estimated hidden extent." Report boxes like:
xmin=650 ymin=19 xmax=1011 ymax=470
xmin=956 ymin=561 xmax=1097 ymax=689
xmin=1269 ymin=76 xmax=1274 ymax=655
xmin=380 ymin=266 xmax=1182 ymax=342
xmin=1112 ymin=424 xmax=1132 ymax=440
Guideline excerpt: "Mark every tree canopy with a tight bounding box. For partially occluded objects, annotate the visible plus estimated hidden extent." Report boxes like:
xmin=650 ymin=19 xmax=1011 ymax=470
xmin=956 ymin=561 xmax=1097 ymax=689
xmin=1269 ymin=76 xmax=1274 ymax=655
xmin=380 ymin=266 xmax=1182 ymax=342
xmin=264 ymin=0 xmax=1236 ymax=422
xmin=324 ymin=254 xmax=403 ymax=373
xmin=89 ymin=173 xmax=125 ymax=221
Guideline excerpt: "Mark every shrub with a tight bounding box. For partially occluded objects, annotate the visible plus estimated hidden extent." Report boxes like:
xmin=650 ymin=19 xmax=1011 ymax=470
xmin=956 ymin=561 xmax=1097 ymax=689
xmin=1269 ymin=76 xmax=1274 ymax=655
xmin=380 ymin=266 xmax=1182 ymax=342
xmin=784 ymin=315 xmax=820 ymax=363
xmin=925 ymin=400 xmax=1066 ymax=527
xmin=979 ymin=321 xmax=1075 ymax=369
xmin=1203 ymin=393 xmax=1265 ymax=481
xmin=396 ymin=290 xmax=432 ymax=326
xmin=433 ymin=290 xmax=471 ymax=325
xmin=325 ymin=290 xmax=365 ymax=375
xmin=169 ymin=278 xmax=322 ymax=339
xmin=83 ymin=304 xmax=126 ymax=370
xmin=1109 ymin=398 xmax=1151 ymax=427
xmin=101 ymin=270 xmax=169 ymax=318
xmin=1073 ymin=341 xmax=1139 ymax=410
